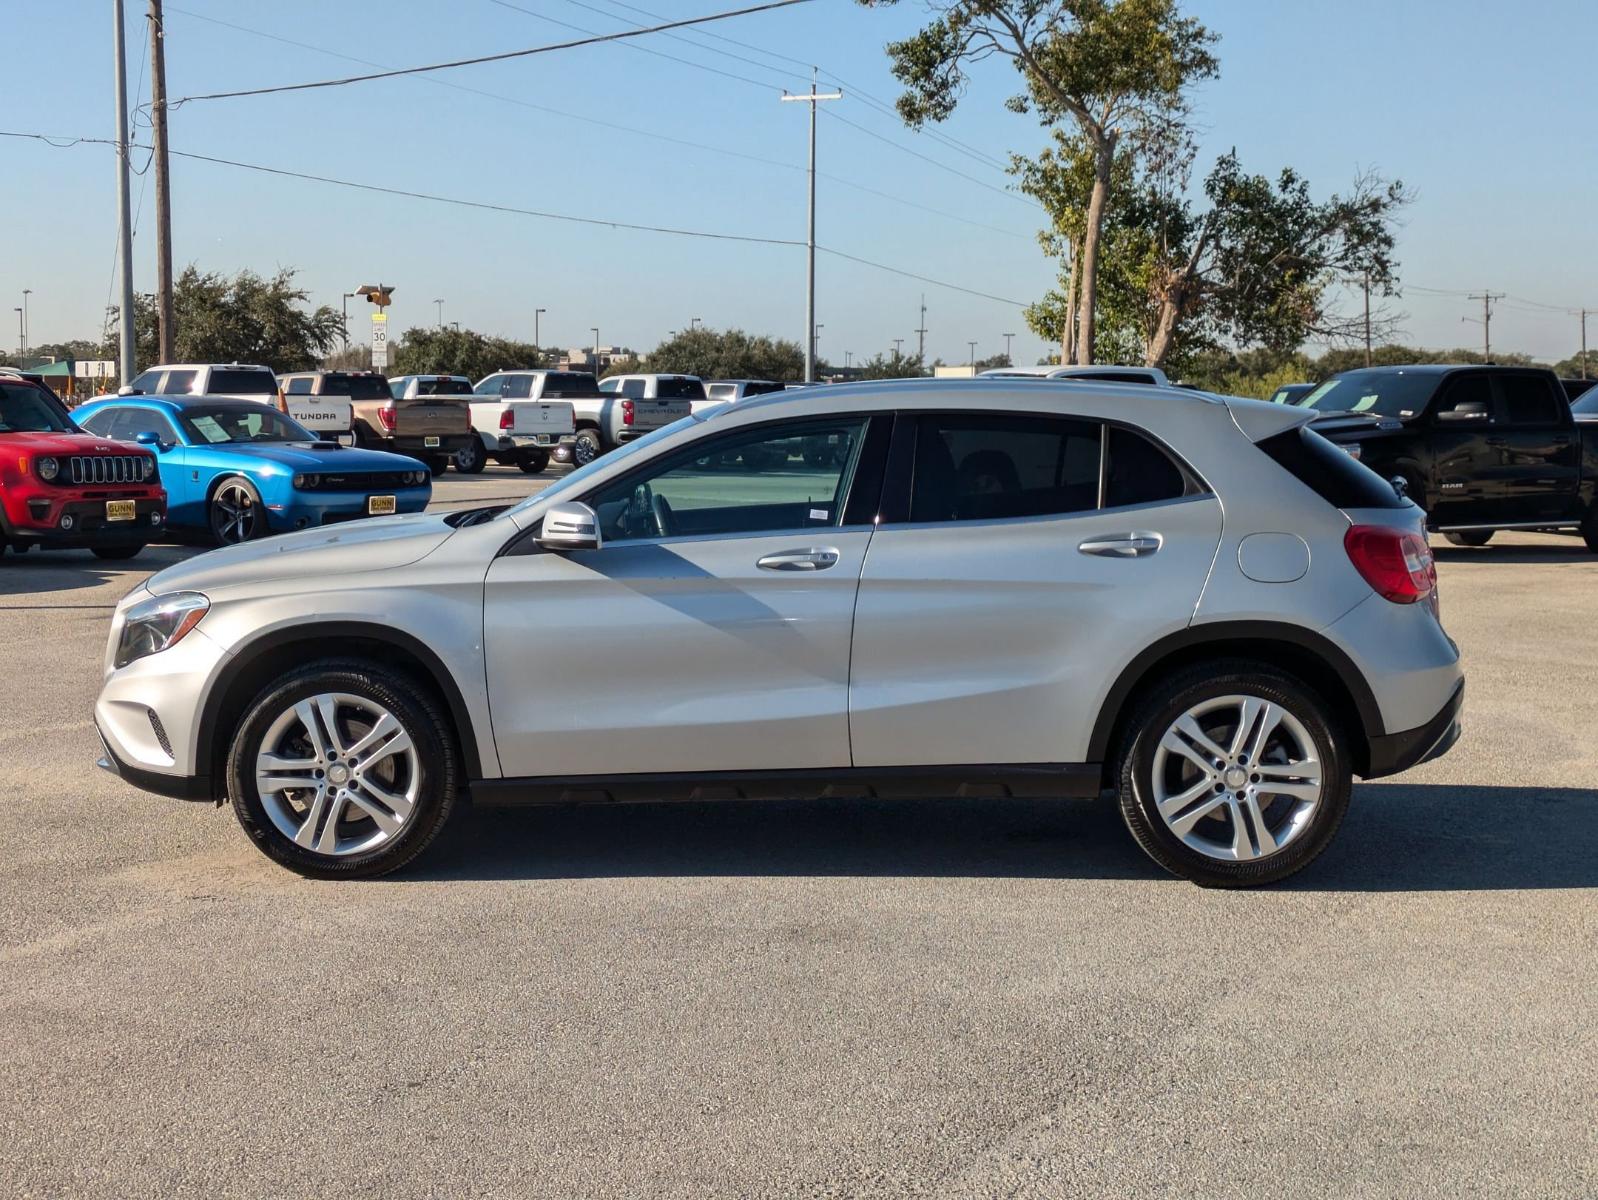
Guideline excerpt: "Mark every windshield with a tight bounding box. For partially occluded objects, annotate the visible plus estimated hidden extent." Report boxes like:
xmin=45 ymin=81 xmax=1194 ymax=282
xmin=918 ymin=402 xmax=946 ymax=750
xmin=180 ymin=405 xmax=313 ymax=444
xmin=0 ymin=382 xmax=75 ymax=433
xmin=1299 ymin=370 xmax=1439 ymax=418
xmin=500 ymin=414 xmax=699 ymax=521
xmin=1573 ymin=388 xmax=1598 ymax=415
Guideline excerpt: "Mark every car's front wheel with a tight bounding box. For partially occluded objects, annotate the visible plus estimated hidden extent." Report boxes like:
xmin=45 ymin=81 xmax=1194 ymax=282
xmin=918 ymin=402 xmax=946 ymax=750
xmin=517 ymin=448 xmax=550 ymax=474
xmin=209 ymin=477 xmax=264 ymax=546
xmin=1115 ymin=662 xmax=1351 ymax=887
xmin=226 ymin=660 xmax=460 ymax=879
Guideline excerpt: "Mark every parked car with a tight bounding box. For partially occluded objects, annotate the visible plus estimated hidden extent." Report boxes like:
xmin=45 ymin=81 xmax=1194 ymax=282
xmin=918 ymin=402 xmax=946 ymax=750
xmin=74 ymin=395 xmax=431 ymax=545
xmin=980 ymin=365 xmax=1173 ymax=386
xmin=1270 ymin=383 xmax=1316 ymax=405
xmin=123 ymin=363 xmax=279 ymax=402
xmin=701 ymin=379 xmax=786 ymax=414
xmin=459 ymin=371 xmax=582 ymax=474
xmin=1572 ymin=386 xmax=1598 ymax=421
xmin=0 ymin=372 xmax=166 ymax=560
xmin=1562 ymin=378 xmax=1597 ymax=403
xmin=94 ymin=380 xmax=1461 ymax=887
xmin=585 ymin=374 xmax=701 ymax=462
xmin=1298 ymin=365 xmax=1598 ymax=550
xmin=280 ymin=369 xmax=472 ymax=472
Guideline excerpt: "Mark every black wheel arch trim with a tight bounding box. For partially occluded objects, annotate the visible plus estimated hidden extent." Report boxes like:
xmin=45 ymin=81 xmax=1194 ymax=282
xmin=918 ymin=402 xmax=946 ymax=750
xmin=196 ymin=621 xmax=484 ymax=783
xmin=1087 ymin=620 xmax=1387 ymax=764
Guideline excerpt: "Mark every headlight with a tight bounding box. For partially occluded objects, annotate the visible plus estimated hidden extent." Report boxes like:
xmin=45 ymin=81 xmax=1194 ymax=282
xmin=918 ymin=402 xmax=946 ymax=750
xmin=142 ymin=456 xmax=156 ymax=480
xmin=293 ymin=473 xmax=320 ymax=489
xmin=411 ymin=471 xmax=427 ymax=485
xmin=36 ymin=456 xmax=59 ymax=481
xmin=115 ymin=591 xmax=209 ymax=669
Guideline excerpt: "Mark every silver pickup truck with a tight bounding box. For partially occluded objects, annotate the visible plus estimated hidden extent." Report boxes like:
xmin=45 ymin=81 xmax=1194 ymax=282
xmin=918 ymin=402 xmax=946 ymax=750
xmin=585 ymin=374 xmax=701 ymax=463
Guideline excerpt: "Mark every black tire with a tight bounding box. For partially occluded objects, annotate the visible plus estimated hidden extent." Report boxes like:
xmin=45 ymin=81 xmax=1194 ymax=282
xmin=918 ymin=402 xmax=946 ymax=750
xmin=226 ymin=659 xmax=460 ymax=880
xmin=517 ymin=448 xmax=550 ymax=474
xmin=427 ymin=454 xmax=452 ymax=476
xmin=92 ymin=545 xmax=145 ymax=560
xmin=454 ymin=437 xmax=488 ymax=474
xmin=1114 ymin=660 xmax=1352 ymax=888
xmin=1443 ymin=530 xmax=1492 ymax=548
xmin=209 ymin=475 xmax=265 ymax=546
xmin=572 ymin=428 xmax=604 ymax=466
xmin=1582 ymin=509 xmax=1598 ymax=554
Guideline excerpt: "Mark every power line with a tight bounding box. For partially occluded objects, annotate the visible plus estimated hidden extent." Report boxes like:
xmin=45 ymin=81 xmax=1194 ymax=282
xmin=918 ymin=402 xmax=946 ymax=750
xmin=168 ymin=0 xmax=815 ymax=105
xmin=825 ymin=109 xmax=1038 ymax=208
xmin=162 ymin=5 xmax=1027 ymax=240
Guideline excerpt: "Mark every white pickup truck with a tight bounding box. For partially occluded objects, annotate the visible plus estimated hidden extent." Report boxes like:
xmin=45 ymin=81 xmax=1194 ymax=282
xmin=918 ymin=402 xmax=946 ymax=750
xmin=459 ymin=371 xmax=581 ymax=474
xmin=587 ymin=374 xmax=702 ymax=464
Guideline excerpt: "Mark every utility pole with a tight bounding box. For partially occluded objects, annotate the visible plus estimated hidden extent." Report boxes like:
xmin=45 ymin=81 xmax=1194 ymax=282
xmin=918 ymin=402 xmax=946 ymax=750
xmin=781 ymin=70 xmax=841 ymax=384
xmin=1464 ymin=291 xmax=1504 ymax=361
xmin=892 ymin=338 xmax=903 ymax=359
xmin=148 ymin=0 xmax=174 ymax=363
xmin=113 ymin=0 xmax=137 ymax=382
xmin=1003 ymin=331 xmax=1014 ymax=365
xmin=1577 ymin=309 xmax=1590 ymax=380
xmin=915 ymin=293 xmax=927 ymax=363
xmin=967 ymin=341 xmax=978 ymax=367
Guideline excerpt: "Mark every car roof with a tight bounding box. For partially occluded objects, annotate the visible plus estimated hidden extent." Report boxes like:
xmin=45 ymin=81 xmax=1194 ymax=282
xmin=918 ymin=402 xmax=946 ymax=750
xmin=97 ymin=394 xmax=278 ymax=411
xmin=144 ymin=362 xmax=275 ymax=372
xmin=1330 ymin=363 xmax=1545 ymax=377
xmin=728 ymin=377 xmax=1227 ymax=418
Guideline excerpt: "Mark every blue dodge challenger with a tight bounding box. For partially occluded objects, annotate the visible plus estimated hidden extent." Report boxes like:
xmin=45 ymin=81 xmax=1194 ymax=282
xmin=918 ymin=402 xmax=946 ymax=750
xmin=74 ymin=395 xmax=433 ymax=544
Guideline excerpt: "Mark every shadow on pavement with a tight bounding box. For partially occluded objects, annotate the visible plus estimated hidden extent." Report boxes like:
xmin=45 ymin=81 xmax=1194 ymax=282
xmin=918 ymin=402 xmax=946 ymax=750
xmin=411 ymin=781 xmax=1597 ymax=890
xmin=0 ymin=544 xmax=201 ymax=599
xmin=1433 ymin=541 xmax=1594 ymax=565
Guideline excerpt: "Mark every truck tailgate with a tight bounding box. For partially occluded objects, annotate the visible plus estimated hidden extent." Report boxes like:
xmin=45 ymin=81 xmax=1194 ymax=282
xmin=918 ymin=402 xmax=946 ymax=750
xmin=396 ymin=398 xmax=472 ymax=437
xmin=632 ymin=397 xmax=691 ymax=430
xmin=506 ymin=401 xmax=575 ymax=437
xmin=284 ymin=394 xmax=352 ymax=436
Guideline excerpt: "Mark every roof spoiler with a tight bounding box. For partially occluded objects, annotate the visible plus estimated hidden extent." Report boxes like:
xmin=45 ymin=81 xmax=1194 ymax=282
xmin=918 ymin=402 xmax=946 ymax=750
xmin=1226 ymin=395 xmax=1318 ymax=442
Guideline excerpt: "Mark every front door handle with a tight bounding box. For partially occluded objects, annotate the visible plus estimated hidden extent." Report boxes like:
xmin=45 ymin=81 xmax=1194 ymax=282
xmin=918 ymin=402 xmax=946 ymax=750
xmin=757 ymin=548 xmax=840 ymax=571
xmin=1078 ymin=532 xmax=1163 ymax=558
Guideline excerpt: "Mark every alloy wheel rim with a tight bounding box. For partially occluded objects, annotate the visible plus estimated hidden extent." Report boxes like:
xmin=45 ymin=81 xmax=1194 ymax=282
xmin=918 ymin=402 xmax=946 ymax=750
xmin=575 ymin=437 xmax=597 ymax=464
xmin=256 ymin=692 xmax=421 ymax=857
xmin=213 ymin=484 xmax=258 ymax=543
xmin=1151 ymin=693 xmax=1323 ymax=862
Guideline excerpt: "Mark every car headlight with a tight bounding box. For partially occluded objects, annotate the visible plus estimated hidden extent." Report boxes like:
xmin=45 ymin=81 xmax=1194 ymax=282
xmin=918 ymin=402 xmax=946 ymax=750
xmin=142 ymin=456 xmax=157 ymax=480
xmin=115 ymin=591 xmax=209 ymax=669
xmin=411 ymin=471 xmax=427 ymax=485
xmin=36 ymin=456 xmax=59 ymax=482
xmin=293 ymin=473 xmax=320 ymax=489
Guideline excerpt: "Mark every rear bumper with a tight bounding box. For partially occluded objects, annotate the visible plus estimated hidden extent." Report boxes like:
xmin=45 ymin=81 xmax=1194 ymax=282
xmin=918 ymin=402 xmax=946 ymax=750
xmin=496 ymin=433 xmax=574 ymax=452
xmin=1364 ymin=679 xmax=1464 ymax=779
xmin=390 ymin=433 xmax=475 ymax=456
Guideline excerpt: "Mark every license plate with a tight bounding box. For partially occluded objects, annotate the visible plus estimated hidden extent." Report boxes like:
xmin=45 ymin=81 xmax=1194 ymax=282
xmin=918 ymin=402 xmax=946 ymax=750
xmin=368 ymin=495 xmax=397 ymax=515
xmin=424 ymin=436 xmax=441 ymax=448
xmin=534 ymin=434 xmax=551 ymax=445
xmin=105 ymin=500 xmax=136 ymax=522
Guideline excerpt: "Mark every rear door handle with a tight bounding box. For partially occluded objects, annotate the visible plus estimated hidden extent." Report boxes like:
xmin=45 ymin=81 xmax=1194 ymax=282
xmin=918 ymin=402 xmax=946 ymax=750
xmin=757 ymin=548 xmax=840 ymax=571
xmin=1078 ymin=532 xmax=1162 ymax=558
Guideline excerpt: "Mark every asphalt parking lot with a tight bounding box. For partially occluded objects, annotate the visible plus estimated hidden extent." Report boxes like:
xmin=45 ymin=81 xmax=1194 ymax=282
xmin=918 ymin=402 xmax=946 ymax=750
xmin=2 ymin=467 xmax=1594 ymax=1198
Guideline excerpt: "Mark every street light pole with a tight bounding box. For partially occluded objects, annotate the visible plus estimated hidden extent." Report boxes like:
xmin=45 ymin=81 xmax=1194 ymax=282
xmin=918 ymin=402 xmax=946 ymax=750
xmin=690 ymin=317 xmax=702 ymax=331
xmin=21 ymin=289 xmax=31 ymax=356
xmin=892 ymin=338 xmax=903 ymax=358
xmin=14 ymin=309 xmax=23 ymax=357
xmin=591 ymin=327 xmax=599 ymax=373
xmin=1003 ymin=332 xmax=1014 ymax=364
xmin=433 ymin=298 xmax=444 ymax=329
xmin=535 ymin=307 xmax=546 ymax=354
xmin=968 ymin=341 xmax=978 ymax=367
xmin=112 ymin=0 xmax=137 ymax=382
xmin=781 ymin=71 xmax=842 ymax=384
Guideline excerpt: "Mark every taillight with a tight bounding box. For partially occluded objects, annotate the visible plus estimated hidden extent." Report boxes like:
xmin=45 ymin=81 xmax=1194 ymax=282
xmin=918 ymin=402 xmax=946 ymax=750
xmin=377 ymin=402 xmax=396 ymax=432
xmin=621 ymin=398 xmax=634 ymax=426
xmin=275 ymin=390 xmax=289 ymax=414
xmin=499 ymin=409 xmax=514 ymax=430
xmin=1345 ymin=525 xmax=1438 ymax=616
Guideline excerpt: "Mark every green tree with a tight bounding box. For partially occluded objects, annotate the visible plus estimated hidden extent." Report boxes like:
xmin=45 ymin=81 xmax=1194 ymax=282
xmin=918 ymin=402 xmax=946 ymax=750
xmin=641 ymin=327 xmax=806 ymax=382
xmin=853 ymin=350 xmax=927 ymax=379
xmin=1553 ymin=350 xmax=1598 ymax=380
xmin=389 ymin=327 xmax=542 ymax=379
xmin=860 ymin=0 xmax=1218 ymax=364
xmin=127 ymin=267 xmax=343 ymax=371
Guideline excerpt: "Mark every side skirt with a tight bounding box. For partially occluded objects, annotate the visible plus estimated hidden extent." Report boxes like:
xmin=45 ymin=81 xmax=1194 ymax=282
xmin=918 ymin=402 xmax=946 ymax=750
xmin=469 ymin=764 xmax=1104 ymax=807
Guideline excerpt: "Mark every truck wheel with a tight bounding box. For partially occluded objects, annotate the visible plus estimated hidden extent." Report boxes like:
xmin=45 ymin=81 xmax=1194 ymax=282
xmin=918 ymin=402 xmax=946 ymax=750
xmin=1114 ymin=661 xmax=1351 ymax=888
xmin=209 ymin=477 xmax=265 ymax=546
xmin=92 ymin=545 xmax=145 ymax=561
xmin=1582 ymin=510 xmax=1598 ymax=554
xmin=517 ymin=449 xmax=551 ymax=474
xmin=1443 ymin=531 xmax=1492 ymax=548
xmin=454 ymin=439 xmax=488 ymax=474
xmin=226 ymin=659 xmax=460 ymax=879
xmin=572 ymin=428 xmax=604 ymax=466
xmin=426 ymin=455 xmax=452 ymax=476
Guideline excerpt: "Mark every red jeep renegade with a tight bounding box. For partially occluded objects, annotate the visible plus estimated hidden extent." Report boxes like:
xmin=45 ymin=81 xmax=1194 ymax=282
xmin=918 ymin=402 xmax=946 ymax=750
xmin=0 ymin=373 xmax=167 ymax=561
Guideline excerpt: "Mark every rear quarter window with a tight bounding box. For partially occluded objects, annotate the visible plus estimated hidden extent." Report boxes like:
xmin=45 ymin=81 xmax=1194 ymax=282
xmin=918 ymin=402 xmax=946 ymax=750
xmin=1257 ymin=425 xmax=1408 ymax=510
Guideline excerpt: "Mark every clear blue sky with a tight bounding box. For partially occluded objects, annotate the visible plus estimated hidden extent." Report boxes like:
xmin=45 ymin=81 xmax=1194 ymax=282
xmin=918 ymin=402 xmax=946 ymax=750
xmin=2 ymin=0 xmax=1595 ymax=366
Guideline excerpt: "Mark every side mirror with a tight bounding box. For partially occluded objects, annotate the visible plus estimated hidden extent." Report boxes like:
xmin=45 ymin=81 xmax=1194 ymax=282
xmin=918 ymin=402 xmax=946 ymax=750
xmin=1436 ymin=401 xmax=1489 ymax=423
xmin=134 ymin=430 xmax=160 ymax=446
xmin=537 ymin=501 xmax=602 ymax=552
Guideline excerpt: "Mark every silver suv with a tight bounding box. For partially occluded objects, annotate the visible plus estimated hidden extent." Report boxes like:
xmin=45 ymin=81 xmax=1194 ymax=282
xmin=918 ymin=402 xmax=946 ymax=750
xmin=94 ymin=382 xmax=1463 ymax=886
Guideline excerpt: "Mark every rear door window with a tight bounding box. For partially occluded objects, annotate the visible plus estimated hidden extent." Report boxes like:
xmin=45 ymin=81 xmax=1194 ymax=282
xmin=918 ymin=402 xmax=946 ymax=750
xmin=620 ymin=378 xmax=647 ymax=399
xmin=1104 ymin=426 xmax=1189 ymax=507
xmin=1494 ymin=374 xmax=1563 ymax=425
xmin=542 ymin=372 xmax=601 ymax=398
xmin=908 ymin=413 xmax=1101 ymax=523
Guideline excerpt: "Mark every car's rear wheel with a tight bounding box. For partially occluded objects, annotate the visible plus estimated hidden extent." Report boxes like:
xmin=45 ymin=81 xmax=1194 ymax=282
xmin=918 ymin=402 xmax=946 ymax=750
xmin=572 ymin=428 xmax=603 ymax=466
xmin=1581 ymin=509 xmax=1598 ymax=553
xmin=1115 ymin=662 xmax=1351 ymax=887
xmin=1443 ymin=530 xmax=1492 ymax=547
xmin=226 ymin=660 xmax=459 ymax=879
xmin=209 ymin=477 xmax=264 ymax=546
xmin=517 ymin=449 xmax=550 ymax=474
xmin=92 ymin=545 xmax=144 ymax=560
xmin=454 ymin=438 xmax=488 ymax=474
xmin=427 ymin=454 xmax=452 ymax=476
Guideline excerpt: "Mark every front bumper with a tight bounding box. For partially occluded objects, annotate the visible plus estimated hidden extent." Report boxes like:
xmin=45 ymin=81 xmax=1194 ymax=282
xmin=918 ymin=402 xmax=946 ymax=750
xmin=3 ymin=497 xmax=166 ymax=548
xmin=265 ymin=487 xmax=432 ymax=531
xmin=97 ymin=730 xmax=214 ymax=802
xmin=1364 ymin=679 xmax=1464 ymax=779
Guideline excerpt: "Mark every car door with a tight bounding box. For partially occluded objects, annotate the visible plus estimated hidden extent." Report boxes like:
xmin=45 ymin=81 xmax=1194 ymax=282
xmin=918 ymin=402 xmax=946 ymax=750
xmin=482 ymin=413 xmax=889 ymax=778
xmin=1489 ymin=372 xmax=1581 ymax=523
xmin=849 ymin=413 xmax=1223 ymax=767
xmin=1426 ymin=372 xmax=1497 ymax=524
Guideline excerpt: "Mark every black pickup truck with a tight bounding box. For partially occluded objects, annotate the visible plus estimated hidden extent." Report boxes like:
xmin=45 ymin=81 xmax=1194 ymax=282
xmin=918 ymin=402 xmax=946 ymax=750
xmin=1297 ymin=365 xmax=1598 ymax=550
